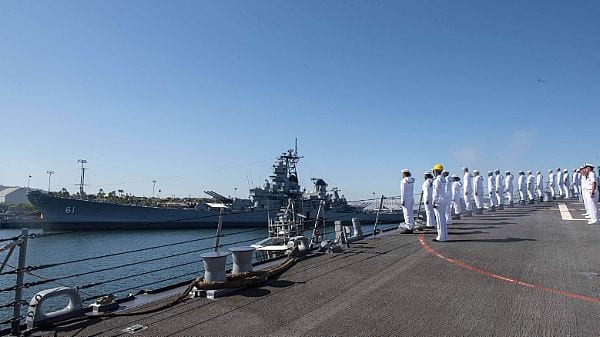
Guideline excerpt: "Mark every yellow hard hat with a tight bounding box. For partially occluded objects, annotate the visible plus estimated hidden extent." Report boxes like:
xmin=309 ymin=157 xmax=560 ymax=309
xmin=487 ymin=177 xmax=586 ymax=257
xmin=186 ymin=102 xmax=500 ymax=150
xmin=432 ymin=164 xmax=444 ymax=171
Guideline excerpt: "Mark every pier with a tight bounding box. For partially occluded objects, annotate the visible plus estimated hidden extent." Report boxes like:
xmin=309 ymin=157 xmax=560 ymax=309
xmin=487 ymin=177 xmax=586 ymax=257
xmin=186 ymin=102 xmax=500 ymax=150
xmin=23 ymin=200 xmax=600 ymax=336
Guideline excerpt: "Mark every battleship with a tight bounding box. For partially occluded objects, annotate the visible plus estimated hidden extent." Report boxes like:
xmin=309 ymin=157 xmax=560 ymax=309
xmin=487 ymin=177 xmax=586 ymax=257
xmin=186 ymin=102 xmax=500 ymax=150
xmin=28 ymin=147 xmax=403 ymax=230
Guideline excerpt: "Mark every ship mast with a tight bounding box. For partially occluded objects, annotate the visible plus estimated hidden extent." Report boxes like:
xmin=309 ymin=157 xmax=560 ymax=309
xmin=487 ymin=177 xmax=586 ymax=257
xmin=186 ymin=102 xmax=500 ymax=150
xmin=77 ymin=159 xmax=88 ymax=196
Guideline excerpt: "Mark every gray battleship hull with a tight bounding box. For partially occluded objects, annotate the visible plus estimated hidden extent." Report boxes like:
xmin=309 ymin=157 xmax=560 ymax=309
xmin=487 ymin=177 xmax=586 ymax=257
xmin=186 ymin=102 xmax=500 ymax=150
xmin=28 ymin=193 xmax=403 ymax=231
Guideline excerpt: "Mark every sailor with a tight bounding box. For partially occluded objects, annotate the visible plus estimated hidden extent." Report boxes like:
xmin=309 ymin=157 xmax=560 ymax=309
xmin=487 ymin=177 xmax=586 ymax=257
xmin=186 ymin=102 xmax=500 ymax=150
xmin=535 ymin=171 xmax=544 ymax=202
xmin=562 ymin=169 xmax=570 ymax=198
xmin=573 ymin=168 xmax=582 ymax=198
xmin=487 ymin=171 xmax=496 ymax=211
xmin=432 ymin=164 xmax=448 ymax=241
xmin=548 ymin=170 xmax=556 ymax=200
xmin=399 ymin=169 xmax=415 ymax=234
xmin=463 ymin=167 xmax=473 ymax=216
xmin=422 ymin=171 xmax=436 ymax=229
xmin=517 ymin=171 xmax=527 ymax=205
xmin=556 ymin=167 xmax=563 ymax=198
xmin=526 ymin=171 xmax=535 ymax=203
xmin=505 ymin=171 xmax=514 ymax=207
xmin=473 ymin=170 xmax=484 ymax=214
xmin=451 ymin=175 xmax=462 ymax=219
xmin=495 ymin=169 xmax=504 ymax=210
xmin=581 ymin=163 xmax=598 ymax=225
xmin=442 ymin=171 xmax=453 ymax=225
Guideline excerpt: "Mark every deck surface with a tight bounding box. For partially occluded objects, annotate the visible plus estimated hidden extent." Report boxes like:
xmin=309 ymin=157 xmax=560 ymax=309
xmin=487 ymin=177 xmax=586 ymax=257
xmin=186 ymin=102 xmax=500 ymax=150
xmin=41 ymin=199 xmax=600 ymax=337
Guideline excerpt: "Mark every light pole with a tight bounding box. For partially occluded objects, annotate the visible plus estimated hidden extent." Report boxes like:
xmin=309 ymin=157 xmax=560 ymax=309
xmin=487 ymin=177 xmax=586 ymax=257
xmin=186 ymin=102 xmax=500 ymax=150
xmin=46 ymin=171 xmax=55 ymax=192
xmin=27 ymin=175 xmax=32 ymax=190
xmin=152 ymin=180 xmax=157 ymax=198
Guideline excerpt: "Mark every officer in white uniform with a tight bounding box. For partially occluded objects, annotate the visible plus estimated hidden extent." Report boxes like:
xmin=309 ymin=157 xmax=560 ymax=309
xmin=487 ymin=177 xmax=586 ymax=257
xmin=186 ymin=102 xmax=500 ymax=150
xmin=432 ymin=164 xmax=448 ymax=241
xmin=487 ymin=171 xmax=496 ymax=211
xmin=548 ymin=170 xmax=556 ymax=200
xmin=451 ymin=175 xmax=462 ymax=219
xmin=399 ymin=169 xmax=415 ymax=234
xmin=556 ymin=167 xmax=564 ymax=198
xmin=422 ymin=171 xmax=435 ymax=229
xmin=505 ymin=171 xmax=514 ymax=207
xmin=562 ymin=169 xmax=570 ymax=198
xmin=495 ymin=169 xmax=504 ymax=210
xmin=581 ymin=163 xmax=598 ymax=225
xmin=473 ymin=170 xmax=484 ymax=214
xmin=442 ymin=170 xmax=453 ymax=225
xmin=535 ymin=171 xmax=544 ymax=202
xmin=517 ymin=171 xmax=527 ymax=205
xmin=526 ymin=171 xmax=535 ymax=203
xmin=463 ymin=167 xmax=473 ymax=216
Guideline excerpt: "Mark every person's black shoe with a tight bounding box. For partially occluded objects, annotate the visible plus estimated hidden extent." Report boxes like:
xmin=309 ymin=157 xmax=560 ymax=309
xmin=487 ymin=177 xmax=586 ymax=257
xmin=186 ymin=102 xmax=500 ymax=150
xmin=399 ymin=228 xmax=413 ymax=234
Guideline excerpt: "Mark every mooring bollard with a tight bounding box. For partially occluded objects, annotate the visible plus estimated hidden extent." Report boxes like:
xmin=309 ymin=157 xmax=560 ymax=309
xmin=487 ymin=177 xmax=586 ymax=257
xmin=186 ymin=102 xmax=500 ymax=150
xmin=201 ymin=252 xmax=230 ymax=283
xmin=229 ymin=246 xmax=255 ymax=274
xmin=352 ymin=218 xmax=363 ymax=238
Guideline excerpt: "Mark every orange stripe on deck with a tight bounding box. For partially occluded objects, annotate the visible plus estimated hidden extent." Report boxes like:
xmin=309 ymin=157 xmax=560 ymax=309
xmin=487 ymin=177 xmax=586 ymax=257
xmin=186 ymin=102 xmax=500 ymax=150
xmin=417 ymin=234 xmax=600 ymax=304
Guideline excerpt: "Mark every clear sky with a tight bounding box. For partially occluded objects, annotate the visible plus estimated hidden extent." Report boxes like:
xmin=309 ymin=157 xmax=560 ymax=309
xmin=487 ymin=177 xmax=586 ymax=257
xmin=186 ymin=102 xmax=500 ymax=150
xmin=1 ymin=0 xmax=599 ymax=200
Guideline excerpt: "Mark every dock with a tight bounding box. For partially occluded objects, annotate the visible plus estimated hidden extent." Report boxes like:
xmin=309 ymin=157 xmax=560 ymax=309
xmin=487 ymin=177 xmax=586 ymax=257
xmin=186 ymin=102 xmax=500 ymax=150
xmin=35 ymin=200 xmax=600 ymax=336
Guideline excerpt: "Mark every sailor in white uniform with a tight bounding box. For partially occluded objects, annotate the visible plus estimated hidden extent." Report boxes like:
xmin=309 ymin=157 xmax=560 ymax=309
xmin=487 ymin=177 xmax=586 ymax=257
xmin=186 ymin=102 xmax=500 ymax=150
xmin=422 ymin=171 xmax=435 ymax=228
xmin=432 ymin=164 xmax=448 ymax=241
xmin=517 ymin=171 xmax=527 ymax=205
xmin=535 ymin=171 xmax=544 ymax=202
xmin=463 ymin=167 xmax=473 ymax=216
xmin=526 ymin=171 xmax=535 ymax=203
xmin=487 ymin=171 xmax=496 ymax=211
xmin=399 ymin=169 xmax=415 ymax=234
xmin=548 ymin=170 xmax=556 ymax=200
xmin=473 ymin=170 xmax=484 ymax=214
xmin=562 ymin=169 xmax=570 ymax=198
xmin=581 ymin=163 xmax=598 ymax=225
xmin=495 ymin=169 xmax=504 ymax=210
xmin=505 ymin=171 xmax=514 ymax=207
xmin=451 ymin=175 xmax=462 ymax=219
xmin=573 ymin=168 xmax=582 ymax=198
xmin=443 ymin=170 xmax=453 ymax=225
xmin=556 ymin=167 xmax=564 ymax=198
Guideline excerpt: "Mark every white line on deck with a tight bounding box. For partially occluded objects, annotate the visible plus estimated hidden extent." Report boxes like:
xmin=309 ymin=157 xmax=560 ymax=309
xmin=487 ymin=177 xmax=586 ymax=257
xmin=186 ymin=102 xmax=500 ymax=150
xmin=558 ymin=203 xmax=586 ymax=221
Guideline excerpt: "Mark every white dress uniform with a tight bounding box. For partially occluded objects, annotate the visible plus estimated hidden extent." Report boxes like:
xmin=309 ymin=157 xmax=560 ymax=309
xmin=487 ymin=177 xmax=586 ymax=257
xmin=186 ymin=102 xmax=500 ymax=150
xmin=582 ymin=168 xmax=598 ymax=224
xmin=443 ymin=173 xmax=453 ymax=225
xmin=556 ymin=169 xmax=564 ymax=198
xmin=548 ymin=171 xmax=556 ymax=199
xmin=452 ymin=179 xmax=462 ymax=215
xmin=574 ymin=170 xmax=582 ymax=197
xmin=536 ymin=173 xmax=544 ymax=201
xmin=517 ymin=172 xmax=527 ymax=204
xmin=422 ymin=174 xmax=435 ymax=228
xmin=400 ymin=174 xmax=415 ymax=230
xmin=526 ymin=172 xmax=535 ymax=202
xmin=463 ymin=170 xmax=473 ymax=213
xmin=562 ymin=170 xmax=570 ymax=198
xmin=433 ymin=174 xmax=448 ymax=241
xmin=487 ymin=173 xmax=496 ymax=209
xmin=473 ymin=173 xmax=484 ymax=212
xmin=495 ymin=172 xmax=504 ymax=208
xmin=505 ymin=172 xmax=514 ymax=205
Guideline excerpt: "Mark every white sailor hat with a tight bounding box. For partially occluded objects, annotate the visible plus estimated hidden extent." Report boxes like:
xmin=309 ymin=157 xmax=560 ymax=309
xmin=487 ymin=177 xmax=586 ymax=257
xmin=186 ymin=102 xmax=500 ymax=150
xmin=548 ymin=169 xmax=552 ymax=172
xmin=487 ymin=171 xmax=493 ymax=175
xmin=536 ymin=171 xmax=541 ymax=174
xmin=494 ymin=169 xmax=500 ymax=173
xmin=401 ymin=168 xmax=410 ymax=173
xmin=519 ymin=170 xmax=525 ymax=174
xmin=473 ymin=169 xmax=479 ymax=173
xmin=583 ymin=163 xmax=595 ymax=168
xmin=451 ymin=175 xmax=458 ymax=179
xmin=563 ymin=169 xmax=567 ymax=172
xmin=424 ymin=171 xmax=432 ymax=175
xmin=442 ymin=170 xmax=449 ymax=174
xmin=462 ymin=166 xmax=468 ymax=170
xmin=527 ymin=170 xmax=532 ymax=174
xmin=505 ymin=170 xmax=510 ymax=174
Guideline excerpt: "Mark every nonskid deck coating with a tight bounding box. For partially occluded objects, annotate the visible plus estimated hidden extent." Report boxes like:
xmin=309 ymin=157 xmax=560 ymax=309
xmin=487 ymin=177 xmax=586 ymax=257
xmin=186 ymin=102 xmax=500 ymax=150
xmin=37 ymin=200 xmax=600 ymax=337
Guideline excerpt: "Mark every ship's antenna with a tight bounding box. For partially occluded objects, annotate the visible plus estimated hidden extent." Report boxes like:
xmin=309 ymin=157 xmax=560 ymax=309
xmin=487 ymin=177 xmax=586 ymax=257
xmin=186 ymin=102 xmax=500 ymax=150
xmin=294 ymin=138 xmax=298 ymax=156
xmin=77 ymin=159 xmax=88 ymax=196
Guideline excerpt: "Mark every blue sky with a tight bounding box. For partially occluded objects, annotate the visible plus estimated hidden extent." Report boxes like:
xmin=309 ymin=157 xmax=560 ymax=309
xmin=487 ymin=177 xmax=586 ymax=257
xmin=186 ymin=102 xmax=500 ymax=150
xmin=1 ymin=0 xmax=599 ymax=200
